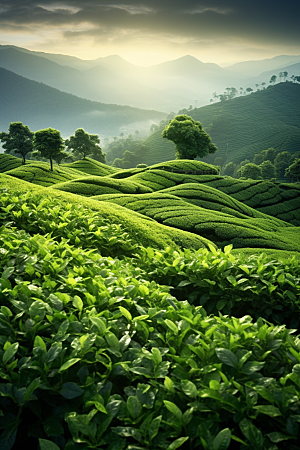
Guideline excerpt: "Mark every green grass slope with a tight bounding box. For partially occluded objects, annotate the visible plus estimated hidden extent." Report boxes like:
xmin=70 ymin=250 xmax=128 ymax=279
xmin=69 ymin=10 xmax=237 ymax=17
xmin=143 ymin=82 xmax=300 ymax=165
xmin=0 ymin=173 xmax=211 ymax=250
xmin=159 ymin=183 xmax=288 ymax=222
xmin=5 ymin=162 xmax=84 ymax=186
xmin=127 ymin=171 xmax=300 ymax=225
xmin=95 ymin=191 xmax=298 ymax=251
xmin=63 ymin=158 xmax=119 ymax=176
xmin=0 ymin=153 xmax=25 ymax=172
xmin=52 ymin=175 xmax=153 ymax=196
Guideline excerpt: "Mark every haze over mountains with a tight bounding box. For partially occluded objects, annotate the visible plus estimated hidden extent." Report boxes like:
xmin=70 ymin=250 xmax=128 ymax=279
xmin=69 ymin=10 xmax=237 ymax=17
xmin=0 ymin=67 xmax=166 ymax=137
xmin=1 ymin=45 xmax=299 ymax=113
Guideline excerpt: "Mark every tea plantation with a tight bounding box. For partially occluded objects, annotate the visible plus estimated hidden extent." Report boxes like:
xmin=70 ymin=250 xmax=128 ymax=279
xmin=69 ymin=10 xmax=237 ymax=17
xmin=0 ymin=156 xmax=300 ymax=450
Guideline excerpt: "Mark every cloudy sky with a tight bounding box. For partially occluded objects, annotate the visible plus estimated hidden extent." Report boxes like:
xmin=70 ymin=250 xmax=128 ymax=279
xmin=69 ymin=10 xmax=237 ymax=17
xmin=0 ymin=0 xmax=299 ymax=66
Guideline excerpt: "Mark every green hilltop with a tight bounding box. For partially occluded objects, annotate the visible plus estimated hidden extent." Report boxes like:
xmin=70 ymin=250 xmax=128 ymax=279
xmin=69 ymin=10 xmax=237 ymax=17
xmin=1 ymin=154 xmax=299 ymax=252
xmin=141 ymin=82 xmax=300 ymax=166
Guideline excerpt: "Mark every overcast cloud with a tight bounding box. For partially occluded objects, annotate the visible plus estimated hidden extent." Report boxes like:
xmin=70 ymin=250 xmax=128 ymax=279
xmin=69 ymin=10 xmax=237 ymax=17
xmin=0 ymin=0 xmax=299 ymax=64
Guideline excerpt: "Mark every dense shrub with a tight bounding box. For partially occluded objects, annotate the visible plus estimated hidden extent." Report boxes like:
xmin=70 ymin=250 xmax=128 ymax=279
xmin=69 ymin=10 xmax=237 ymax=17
xmin=1 ymin=228 xmax=300 ymax=450
xmin=136 ymin=245 xmax=300 ymax=329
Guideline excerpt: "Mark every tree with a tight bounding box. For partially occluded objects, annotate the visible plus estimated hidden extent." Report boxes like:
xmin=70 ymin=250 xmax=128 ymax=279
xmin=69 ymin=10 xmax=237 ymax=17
xmin=32 ymin=128 xmax=65 ymax=171
xmin=270 ymin=75 xmax=277 ymax=84
xmin=274 ymin=151 xmax=292 ymax=178
xmin=222 ymin=162 xmax=236 ymax=177
xmin=161 ymin=114 xmax=217 ymax=160
xmin=245 ymin=87 xmax=253 ymax=94
xmin=0 ymin=122 xmax=33 ymax=165
xmin=285 ymin=158 xmax=300 ymax=181
xmin=240 ymin=163 xmax=262 ymax=179
xmin=260 ymin=160 xmax=275 ymax=179
xmin=253 ymin=153 xmax=265 ymax=165
xmin=65 ymin=128 xmax=105 ymax=162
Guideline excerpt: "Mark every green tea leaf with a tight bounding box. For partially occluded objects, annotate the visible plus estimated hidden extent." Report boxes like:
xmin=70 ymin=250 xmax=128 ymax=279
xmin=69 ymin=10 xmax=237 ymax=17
xmin=127 ymin=396 xmax=142 ymax=419
xmin=166 ymin=437 xmax=189 ymax=450
xmin=151 ymin=347 xmax=162 ymax=365
xmin=72 ymin=295 xmax=83 ymax=313
xmin=1 ymin=267 xmax=14 ymax=279
xmin=241 ymin=361 xmax=265 ymax=375
xmin=266 ymin=432 xmax=296 ymax=443
xmin=253 ymin=405 xmax=281 ymax=417
xmin=3 ymin=342 xmax=18 ymax=364
xmin=34 ymin=336 xmax=47 ymax=352
xmin=29 ymin=301 xmax=46 ymax=320
xmin=39 ymin=439 xmax=60 ymax=450
xmin=181 ymin=380 xmax=197 ymax=398
xmin=164 ymin=376 xmax=175 ymax=392
xmin=239 ymin=418 xmax=263 ymax=449
xmin=90 ymin=317 xmax=106 ymax=335
xmin=215 ymin=348 xmax=238 ymax=368
xmin=165 ymin=319 xmax=178 ymax=335
xmin=23 ymin=378 xmax=41 ymax=403
xmin=105 ymin=332 xmax=120 ymax=351
xmin=119 ymin=306 xmax=132 ymax=322
xmin=213 ymin=428 xmax=231 ymax=450
xmin=59 ymin=382 xmax=84 ymax=399
xmin=148 ymin=416 xmax=162 ymax=441
xmin=163 ymin=401 xmax=182 ymax=420
xmin=59 ymin=358 xmax=81 ymax=373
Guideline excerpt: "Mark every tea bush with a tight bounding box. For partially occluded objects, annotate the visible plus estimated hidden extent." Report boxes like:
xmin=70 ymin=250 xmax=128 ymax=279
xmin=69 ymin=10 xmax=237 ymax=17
xmin=136 ymin=245 xmax=300 ymax=329
xmin=63 ymin=159 xmax=118 ymax=177
xmin=6 ymin=164 xmax=83 ymax=187
xmin=0 ymin=184 xmax=210 ymax=252
xmin=0 ymin=227 xmax=300 ymax=450
xmin=97 ymin=192 xmax=299 ymax=251
xmin=53 ymin=176 xmax=152 ymax=196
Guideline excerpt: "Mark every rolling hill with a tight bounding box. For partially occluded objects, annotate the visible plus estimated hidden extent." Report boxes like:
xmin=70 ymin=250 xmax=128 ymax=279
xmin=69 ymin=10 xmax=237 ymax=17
xmin=1 ymin=156 xmax=299 ymax=251
xmin=0 ymin=67 xmax=166 ymax=137
xmin=225 ymin=54 xmax=300 ymax=77
xmin=142 ymin=82 xmax=300 ymax=166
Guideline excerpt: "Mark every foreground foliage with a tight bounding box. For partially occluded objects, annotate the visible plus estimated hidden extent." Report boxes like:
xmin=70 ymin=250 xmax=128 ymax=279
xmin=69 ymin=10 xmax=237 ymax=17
xmin=0 ymin=227 xmax=300 ymax=450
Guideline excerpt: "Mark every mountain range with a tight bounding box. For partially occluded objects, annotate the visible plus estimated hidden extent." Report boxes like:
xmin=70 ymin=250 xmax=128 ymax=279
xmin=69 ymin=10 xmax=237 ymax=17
xmin=1 ymin=45 xmax=299 ymax=112
xmin=0 ymin=67 xmax=166 ymax=137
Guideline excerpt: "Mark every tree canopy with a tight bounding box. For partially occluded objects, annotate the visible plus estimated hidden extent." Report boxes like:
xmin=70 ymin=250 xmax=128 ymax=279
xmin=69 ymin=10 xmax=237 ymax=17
xmin=285 ymin=158 xmax=300 ymax=181
xmin=0 ymin=122 xmax=33 ymax=164
xmin=240 ymin=163 xmax=262 ymax=180
xmin=65 ymin=128 xmax=106 ymax=163
xmin=32 ymin=128 xmax=65 ymax=171
xmin=161 ymin=115 xmax=217 ymax=160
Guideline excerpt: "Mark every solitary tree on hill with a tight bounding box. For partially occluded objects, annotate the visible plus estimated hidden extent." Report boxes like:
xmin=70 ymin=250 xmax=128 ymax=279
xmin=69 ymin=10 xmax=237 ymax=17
xmin=65 ymin=128 xmax=105 ymax=163
xmin=161 ymin=115 xmax=217 ymax=160
xmin=270 ymin=75 xmax=277 ymax=84
xmin=32 ymin=128 xmax=65 ymax=171
xmin=0 ymin=122 xmax=33 ymax=165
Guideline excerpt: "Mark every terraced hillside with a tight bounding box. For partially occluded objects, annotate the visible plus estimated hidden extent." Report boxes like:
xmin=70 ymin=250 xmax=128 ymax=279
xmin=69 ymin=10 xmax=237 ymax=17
xmin=142 ymin=82 xmax=300 ymax=166
xmin=95 ymin=191 xmax=297 ymax=251
xmin=1 ymin=157 xmax=299 ymax=252
xmin=63 ymin=158 xmax=119 ymax=176
xmin=5 ymin=162 xmax=85 ymax=186
xmin=52 ymin=175 xmax=153 ymax=196
xmin=128 ymin=171 xmax=300 ymax=225
xmin=0 ymin=153 xmax=25 ymax=172
xmin=0 ymin=173 xmax=210 ymax=251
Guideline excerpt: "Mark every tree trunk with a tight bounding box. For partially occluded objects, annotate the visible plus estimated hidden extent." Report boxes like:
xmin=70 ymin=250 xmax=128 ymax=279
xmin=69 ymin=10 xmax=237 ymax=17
xmin=22 ymin=154 xmax=25 ymax=165
xmin=50 ymin=157 xmax=53 ymax=171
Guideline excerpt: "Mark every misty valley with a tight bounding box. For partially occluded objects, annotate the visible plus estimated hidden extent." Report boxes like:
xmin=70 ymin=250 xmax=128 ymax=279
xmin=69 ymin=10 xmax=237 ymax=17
xmin=0 ymin=45 xmax=300 ymax=450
